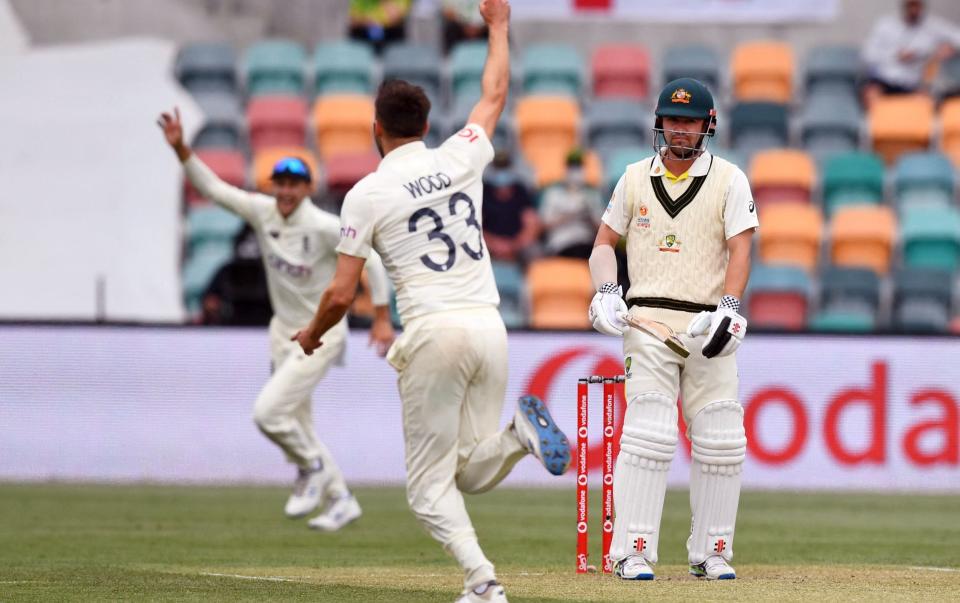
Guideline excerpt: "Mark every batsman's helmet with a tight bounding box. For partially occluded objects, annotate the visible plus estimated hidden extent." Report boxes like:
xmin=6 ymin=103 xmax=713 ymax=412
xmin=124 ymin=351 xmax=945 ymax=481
xmin=653 ymin=77 xmax=717 ymax=156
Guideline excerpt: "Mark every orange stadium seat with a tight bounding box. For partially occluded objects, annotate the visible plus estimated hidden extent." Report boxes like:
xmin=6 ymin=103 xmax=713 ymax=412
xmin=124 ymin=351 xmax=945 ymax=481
xmin=185 ymin=149 xmax=246 ymax=204
xmin=515 ymin=96 xmax=580 ymax=182
xmin=731 ymin=41 xmax=794 ymax=103
xmin=312 ymin=94 xmax=375 ymax=160
xmin=749 ymin=149 xmax=817 ymax=204
xmin=252 ymin=147 xmax=319 ymax=193
xmin=591 ymin=44 xmax=650 ymax=100
xmin=246 ymin=96 xmax=308 ymax=152
xmin=939 ymin=98 xmax=960 ymax=168
xmin=869 ymin=94 xmax=934 ymax=164
xmin=531 ymin=149 xmax=602 ymax=188
xmin=758 ymin=204 xmax=823 ymax=272
xmin=830 ymin=206 xmax=897 ymax=274
xmin=527 ymin=257 xmax=593 ymax=329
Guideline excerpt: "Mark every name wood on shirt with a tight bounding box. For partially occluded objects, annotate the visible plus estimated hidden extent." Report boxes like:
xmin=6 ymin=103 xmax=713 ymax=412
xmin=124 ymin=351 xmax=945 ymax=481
xmin=403 ymin=172 xmax=452 ymax=199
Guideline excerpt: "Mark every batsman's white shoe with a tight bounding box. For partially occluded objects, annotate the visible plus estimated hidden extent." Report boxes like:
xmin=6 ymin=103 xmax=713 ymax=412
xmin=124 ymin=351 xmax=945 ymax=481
xmin=454 ymin=580 xmax=508 ymax=603
xmin=690 ymin=556 xmax=736 ymax=580
xmin=307 ymin=493 xmax=362 ymax=532
xmin=513 ymin=395 xmax=571 ymax=476
xmin=614 ymin=554 xmax=655 ymax=580
xmin=284 ymin=468 xmax=328 ymax=518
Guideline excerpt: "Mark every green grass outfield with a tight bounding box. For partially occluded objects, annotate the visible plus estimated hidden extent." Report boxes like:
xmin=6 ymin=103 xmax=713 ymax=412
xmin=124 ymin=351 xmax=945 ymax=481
xmin=1 ymin=484 xmax=959 ymax=602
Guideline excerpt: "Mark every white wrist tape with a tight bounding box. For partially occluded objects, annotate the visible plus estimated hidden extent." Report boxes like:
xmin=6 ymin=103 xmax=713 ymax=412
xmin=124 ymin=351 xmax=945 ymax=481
xmin=588 ymin=244 xmax=618 ymax=291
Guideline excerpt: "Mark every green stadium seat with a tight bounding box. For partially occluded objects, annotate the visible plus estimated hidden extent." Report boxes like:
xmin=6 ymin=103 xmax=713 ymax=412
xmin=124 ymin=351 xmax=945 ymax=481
xmin=450 ymin=41 xmax=488 ymax=102
xmin=177 ymin=42 xmax=237 ymax=94
xmin=187 ymin=205 xmax=244 ymax=251
xmin=729 ymin=102 xmax=789 ymax=155
xmin=383 ymin=43 xmax=442 ymax=104
xmin=809 ymin=309 xmax=876 ymax=332
xmin=522 ymin=43 xmax=584 ymax=97
xmin=819 ymin=266 xmax=881 ymax=314
xmin=933 ymin=54 xmax=960 ymax=100
xmin=491 ymin=261 xmax=527 ymax=329
xmin=821 ymin=152 xmax=885 ymax=217
xmin=662 ymin=44 xmax=720 ymax=93
xmin=746 ymin=264 xmax=812 ymax=330
xmin=901 ymin=205 xmax=960 ymax=271
xmin=313 ymin=40 xmax=375 ymax=95
xmin=602 ymin=146 xmax=650 ymax=196
xmin=586 ymin=99 xmax=649 ymax=160
xmin=183 ymin=241 xmax=235 ymax=308
xmin=804 ymin=45 xmax=861 ymax=99
xmin=892 ymin=268 xmax=953 ymax=332
xmin=801 ymin=90 xmax=862 ymax=162
xmin=245 ymin=39 xmax=306 ymax=96
xmin=893 ymin=151 xmax=956 ymax=209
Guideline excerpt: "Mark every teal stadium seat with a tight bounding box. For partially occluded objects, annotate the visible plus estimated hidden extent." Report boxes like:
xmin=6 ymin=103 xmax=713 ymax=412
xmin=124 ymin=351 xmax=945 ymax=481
xmin=821 ymin=152 xmax=885 ymax=217
xmin=183 ymin=241 xmax=235 ymax=311
xmin=811 ymin=266 xmax=880 ymax=332
xmin=804 ymin=45 xmax=861 ymax=99
xmin=187 ymin=205 xmax=244 ymax=251
xmin=933 ymin=54 xmax=960 ymax=99
xmin=893 ymin=151 xmax=956 ymax=209
xmin=809 ymin=310 xmax=876 ymax=332
xmin=892 ymin=268 xmax=953 ymax=332
xmin=801 ymin=90 xmax=862 ymax=162
xmin=177 ymin=42 xmax=237 ymax=94
xmin=711 ymin=147 xmax=747 ymax=170
xmin=383 ymin=43 xmax=442 ymax=104
xmin=729 ymin=102 xmax=789 ymax=156
xmin=491 ymin=261 xmax=528 ymax=328
xmin=522 ymin=43 xmax=584 ymax=97
xmin=901 ymin=205 xmax=960 ymax=271
xmin=245 ymin=39 xmax=307 ymax=96
xmin=746 ymin=264 xmax=812 ymax=330
xmin=586 ymin=99 xmax=649 ymax=161
xmin=313 ymin=40 xmax=375 ymax=95
xmin=661 ymin=44 xmax=720 ymax=93
xmin=450 ymin=41 xmax=488 ymax=104
xmin=603 ymin=147 xmax=649 ymax=197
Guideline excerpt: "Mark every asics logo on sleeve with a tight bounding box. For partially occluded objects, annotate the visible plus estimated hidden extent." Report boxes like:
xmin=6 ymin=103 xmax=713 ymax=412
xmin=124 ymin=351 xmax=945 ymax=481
xmin=402 ymin=172 xmax=452 ymax=198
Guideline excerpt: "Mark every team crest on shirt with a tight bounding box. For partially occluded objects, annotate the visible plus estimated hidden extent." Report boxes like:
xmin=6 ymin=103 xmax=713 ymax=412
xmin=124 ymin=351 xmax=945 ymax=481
xmin=671 ymin=88 xmax=692 ymax=104
xmin=658 ymin=233 xmax=681 ymax=252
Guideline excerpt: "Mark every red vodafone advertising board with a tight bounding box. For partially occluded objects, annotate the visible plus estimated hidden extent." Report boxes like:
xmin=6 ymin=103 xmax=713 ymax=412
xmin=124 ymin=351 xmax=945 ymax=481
xmin=0 ymin=327 xmax=957 ymax=490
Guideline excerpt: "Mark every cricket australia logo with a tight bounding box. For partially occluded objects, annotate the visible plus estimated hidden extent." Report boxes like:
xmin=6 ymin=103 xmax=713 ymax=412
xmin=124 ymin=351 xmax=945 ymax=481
xmin=671 ymin=88 xmax=692 ymax=104
xmin=658 ymin=233 xmax=681 ymax=252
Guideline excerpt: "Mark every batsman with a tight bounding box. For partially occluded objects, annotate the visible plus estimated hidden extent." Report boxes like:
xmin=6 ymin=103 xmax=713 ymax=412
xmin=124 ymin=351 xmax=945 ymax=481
xmin=588 ymin=77 xmax=758 ymax=581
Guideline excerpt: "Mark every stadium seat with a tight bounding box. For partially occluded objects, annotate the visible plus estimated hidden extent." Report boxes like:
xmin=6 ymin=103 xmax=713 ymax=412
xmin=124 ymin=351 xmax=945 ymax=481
xmin=800 ymin=90 xmax=862 ymax=162
xmin=893 ymin=151 xmax=955 ymax=209
xmin=821 ymin=152 xmax=885 ymax=217
xmin=246 ymin=96 xmax=308 ymax=152
xmin=382 ymin=43 xmax=442 ymax=103
xmin=602 ymin=146 xmax=649 ymax=196
xmin=731 ymin=41 xmax=794 ymax=103
xmin=186 ymin=204 xmax=244 ymax=250
xmin=515 ymin=96 xmax=580 ymax=178
xmin=729 ymin=102 xmax=789 ymax=155
xmin=450 ymin=41 xmax=488 ymax=103
xmin=522 ymin=43 xmax=584 ymax=97
xmin=586 ymin=99 xmax=649 ymax=160
xmin=745 ymin=264 xmax=811 ymax=330
xmin=808 ymin=309 xmax=876 ymax=332
xmin=185 ymin=149 xmax=246 ymax=205
xmin=176 ymin=42 xmax=237 ymax=94
xmin=940 ymin=97 xmax=960 ymax=153
xmin=757 ymin=204 xmax=823 ymax=272
xmin=447 ymin=98 xmax=515 ymax=153
xmin=749 ymin=149 xmax=817 ymax=204
xmin=711 ymin=147 xmax=747 ymax=170
xmin=892 ymin=268 xmax=953 ymax=332
xmin=932 ymin=54 xmax=960 ymax=100
xmin=900 ymin=205 xmax=960 ymax=271
xmin=252 ymin=147 xmax=319 ymax=193
xmin=491 ymin=260 xmax=528 ymax=329
xmin=313 ymin=40 xmax=375 ymax=95
xmin=591 ymin=44 xmax=650 ymax=100
xmin=183 ymin=241 xmax=235 ymax=308
xmin=244 ymin=39 xmax=307 ymax=96
xmin=532 ymin=150 xmax=602 ymax=189
xmin=190 ymin=91 xmax=245 ymax=151
xmin=527 ymin=258 xmax=593 ymax=329
xmin=804 ymin=45 xmax=861 ymax=99
xmin=312 ymin=94 xmax=375 ymax=160
xmin=868 ymin=94 xmax=934 ymax=164
xmin=324 ymin=151 xmax=380 ymax=193
xmin=662 ymin=44 xmax=720 ymax=93
xmin=819 ymin=266 xmax=882 ymax=314
xmin=829 ymin=206 xmax=897 ymax=274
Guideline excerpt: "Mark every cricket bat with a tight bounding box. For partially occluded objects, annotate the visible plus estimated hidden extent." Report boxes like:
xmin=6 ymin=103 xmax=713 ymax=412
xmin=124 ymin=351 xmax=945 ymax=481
xmin=618 ymin=312 xmax=690 ymax=358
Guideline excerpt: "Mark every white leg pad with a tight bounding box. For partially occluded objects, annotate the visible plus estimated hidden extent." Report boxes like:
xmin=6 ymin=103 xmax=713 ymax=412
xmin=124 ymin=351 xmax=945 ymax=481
xmin=609 ymin=391 xmax=677 ymax=564
xmin=687 ymin=400 xmax=746 ymax=564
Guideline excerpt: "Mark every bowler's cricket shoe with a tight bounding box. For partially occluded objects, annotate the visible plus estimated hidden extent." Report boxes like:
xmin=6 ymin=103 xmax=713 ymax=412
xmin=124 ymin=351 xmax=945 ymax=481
xmin=690 ymin=556 xmax=736 ymax=580
xmin=513 ymin=395 xmax=570 ymax=476
xmin=284 ymin=467 xmax=328 ymax=518
xmin=307 ymin=493 xmax=362 ymax=531
xmin=614 ymin=554 xmax=655 ymax=580
xmin=454 ymin=580 xmax=508 ymax=603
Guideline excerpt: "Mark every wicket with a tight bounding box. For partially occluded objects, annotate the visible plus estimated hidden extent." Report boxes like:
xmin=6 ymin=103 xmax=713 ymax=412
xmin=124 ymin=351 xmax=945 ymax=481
xmin=576 ymin=375 xmax=624 ymax=574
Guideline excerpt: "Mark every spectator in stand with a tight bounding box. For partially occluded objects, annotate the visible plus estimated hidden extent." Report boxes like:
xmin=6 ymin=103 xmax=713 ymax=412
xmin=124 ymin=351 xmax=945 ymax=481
xmin=862 ymin=0 xmax=960 ymax=108
xmin=482 ymin=150 xmax=541 ymax=264
xmin=201 ymin=225 xmax=271 ymax=326
xmin=348 ymin=0 xmax=412 ymax=54
xmin=539 ymin=150 xmax=603 ymax=260
xmin=441 ymin=0 xmax=487 ymax=55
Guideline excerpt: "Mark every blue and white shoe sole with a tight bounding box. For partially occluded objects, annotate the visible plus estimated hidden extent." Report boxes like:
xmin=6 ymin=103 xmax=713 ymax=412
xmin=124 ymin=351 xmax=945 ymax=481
xmin=689 ymin=566 xmax=736 ymax=580
xmin=517 ymin=395 xmax=570 ymax=476
xmin=616 ymin=572 xmax=655 ymax=581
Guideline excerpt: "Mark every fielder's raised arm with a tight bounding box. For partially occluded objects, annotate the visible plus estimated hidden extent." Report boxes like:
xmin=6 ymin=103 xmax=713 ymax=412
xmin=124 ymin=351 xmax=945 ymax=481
xmin=467 ymin=0 xmax=511 ymax=138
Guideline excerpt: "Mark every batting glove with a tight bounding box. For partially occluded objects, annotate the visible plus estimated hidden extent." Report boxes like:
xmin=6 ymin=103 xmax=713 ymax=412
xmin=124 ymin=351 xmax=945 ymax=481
xmin=589 ymin=283 xmax=629 ymax=337
xmin=686 ymin=295 xmax=747 ymax=358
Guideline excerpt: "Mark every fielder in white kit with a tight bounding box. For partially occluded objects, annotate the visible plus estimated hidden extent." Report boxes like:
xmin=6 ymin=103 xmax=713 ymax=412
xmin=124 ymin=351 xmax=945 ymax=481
xmin=158 ymin=110 xmax=395 ymax=530
xmin=294 ymin=2 xmax=570 ymax=601
xmin=588 ymin=78 xmax=758 ymax=581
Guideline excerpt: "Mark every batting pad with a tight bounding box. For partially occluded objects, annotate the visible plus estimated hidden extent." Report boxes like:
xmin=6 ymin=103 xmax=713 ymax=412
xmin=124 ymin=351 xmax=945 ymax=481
xmin=687 ymin=400 xmax=746 ymax=564
xmin=609 ymin=391 xmax=677 ymax=564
